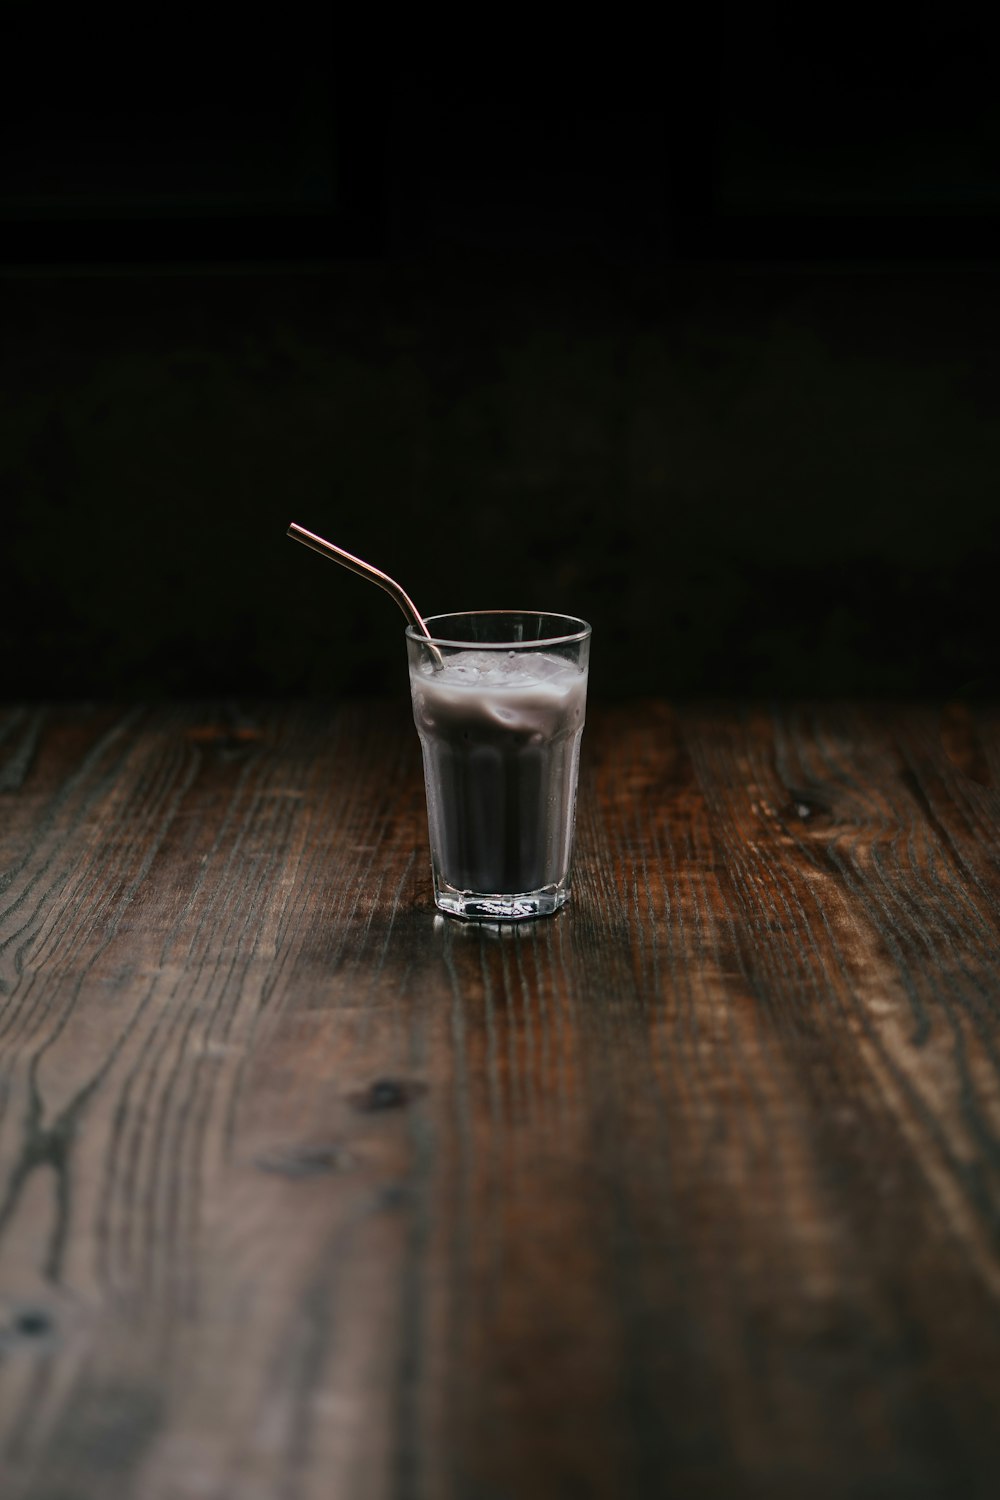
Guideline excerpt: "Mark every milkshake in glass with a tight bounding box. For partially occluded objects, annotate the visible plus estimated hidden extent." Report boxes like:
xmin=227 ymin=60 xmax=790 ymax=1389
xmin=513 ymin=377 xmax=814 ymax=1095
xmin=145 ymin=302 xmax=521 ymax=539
xmin=407 ymin=612 xmax=591 ymax=920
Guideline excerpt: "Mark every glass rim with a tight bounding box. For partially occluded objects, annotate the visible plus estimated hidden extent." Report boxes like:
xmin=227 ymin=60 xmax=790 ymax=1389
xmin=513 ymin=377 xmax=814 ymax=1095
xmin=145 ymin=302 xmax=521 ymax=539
xmin=406 ymin=609 xmax=592 ymax=649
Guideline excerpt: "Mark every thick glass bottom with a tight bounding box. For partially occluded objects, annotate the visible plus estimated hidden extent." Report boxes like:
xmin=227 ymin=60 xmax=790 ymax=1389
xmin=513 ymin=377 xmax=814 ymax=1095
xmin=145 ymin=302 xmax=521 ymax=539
xmin=433 ymin=875 xmax=571 ymax=922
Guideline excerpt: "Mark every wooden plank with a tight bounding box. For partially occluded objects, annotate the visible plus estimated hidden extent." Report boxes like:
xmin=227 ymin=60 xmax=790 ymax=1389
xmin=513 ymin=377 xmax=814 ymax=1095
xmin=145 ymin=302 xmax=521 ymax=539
xmin=0 ymin=701 xmax=997 ymax=1499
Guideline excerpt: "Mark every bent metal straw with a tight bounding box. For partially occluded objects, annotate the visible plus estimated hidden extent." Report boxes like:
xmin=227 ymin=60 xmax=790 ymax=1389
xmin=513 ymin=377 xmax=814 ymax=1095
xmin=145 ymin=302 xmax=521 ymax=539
xmin=287 ymin=522 xmax=444 ymax=669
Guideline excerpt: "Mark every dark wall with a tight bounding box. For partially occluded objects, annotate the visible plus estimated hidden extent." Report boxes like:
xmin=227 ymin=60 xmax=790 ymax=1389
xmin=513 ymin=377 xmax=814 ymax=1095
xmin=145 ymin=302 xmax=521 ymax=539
xmin=3 ymin=15 xmax=998 ymax=700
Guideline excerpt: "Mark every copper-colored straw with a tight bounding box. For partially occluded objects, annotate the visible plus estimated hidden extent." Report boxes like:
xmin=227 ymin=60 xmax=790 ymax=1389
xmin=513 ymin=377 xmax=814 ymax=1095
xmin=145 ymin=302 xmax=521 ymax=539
xmin=287 ymin=522 xmax=444 ymax=668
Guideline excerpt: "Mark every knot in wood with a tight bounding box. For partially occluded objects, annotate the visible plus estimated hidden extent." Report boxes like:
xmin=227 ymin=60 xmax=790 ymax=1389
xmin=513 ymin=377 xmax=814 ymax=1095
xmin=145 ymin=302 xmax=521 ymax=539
xmin=351 ymin=1078 xmax=427 ymax=1112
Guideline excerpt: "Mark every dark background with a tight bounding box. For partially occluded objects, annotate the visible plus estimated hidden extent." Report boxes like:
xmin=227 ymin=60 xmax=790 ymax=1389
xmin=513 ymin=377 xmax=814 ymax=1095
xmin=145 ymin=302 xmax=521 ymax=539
xmin=3 ymin=7 xmax=997 ymax=700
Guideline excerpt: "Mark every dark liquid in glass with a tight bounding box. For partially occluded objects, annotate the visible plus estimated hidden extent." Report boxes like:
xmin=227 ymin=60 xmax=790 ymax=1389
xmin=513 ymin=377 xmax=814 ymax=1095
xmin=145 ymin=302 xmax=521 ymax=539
xmin=410 ymin=650 xmax=587 ymax=895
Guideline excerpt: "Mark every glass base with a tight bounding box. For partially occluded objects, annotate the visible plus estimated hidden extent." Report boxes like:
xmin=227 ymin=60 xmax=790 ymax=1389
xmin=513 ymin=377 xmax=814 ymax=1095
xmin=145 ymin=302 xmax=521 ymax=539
xmin=433 ymin=876 xmax=570 ymax=922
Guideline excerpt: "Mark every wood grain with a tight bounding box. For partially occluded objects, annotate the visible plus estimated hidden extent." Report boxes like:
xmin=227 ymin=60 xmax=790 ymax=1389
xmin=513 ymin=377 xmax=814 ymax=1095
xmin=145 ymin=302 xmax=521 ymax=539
xmin=0 ymin=700 xmax=998 ymax=1500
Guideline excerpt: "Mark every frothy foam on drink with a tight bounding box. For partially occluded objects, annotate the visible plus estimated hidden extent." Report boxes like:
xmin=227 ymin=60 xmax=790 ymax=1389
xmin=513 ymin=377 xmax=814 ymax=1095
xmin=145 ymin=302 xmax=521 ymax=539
xmin=415 ymin=649 xmax=577 ymax=693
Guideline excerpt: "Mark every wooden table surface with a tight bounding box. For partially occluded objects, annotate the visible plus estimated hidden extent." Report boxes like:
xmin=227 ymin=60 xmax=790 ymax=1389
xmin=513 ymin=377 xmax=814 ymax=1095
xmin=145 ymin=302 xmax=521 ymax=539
xmin=0 ymin=700 xmax=998 ymax=1500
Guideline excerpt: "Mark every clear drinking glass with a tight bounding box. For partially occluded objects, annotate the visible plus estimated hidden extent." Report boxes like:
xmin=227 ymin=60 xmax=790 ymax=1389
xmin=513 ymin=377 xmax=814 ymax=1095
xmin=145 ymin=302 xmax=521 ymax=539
xmin=406 ymin=611 xmax=591 ymax=920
